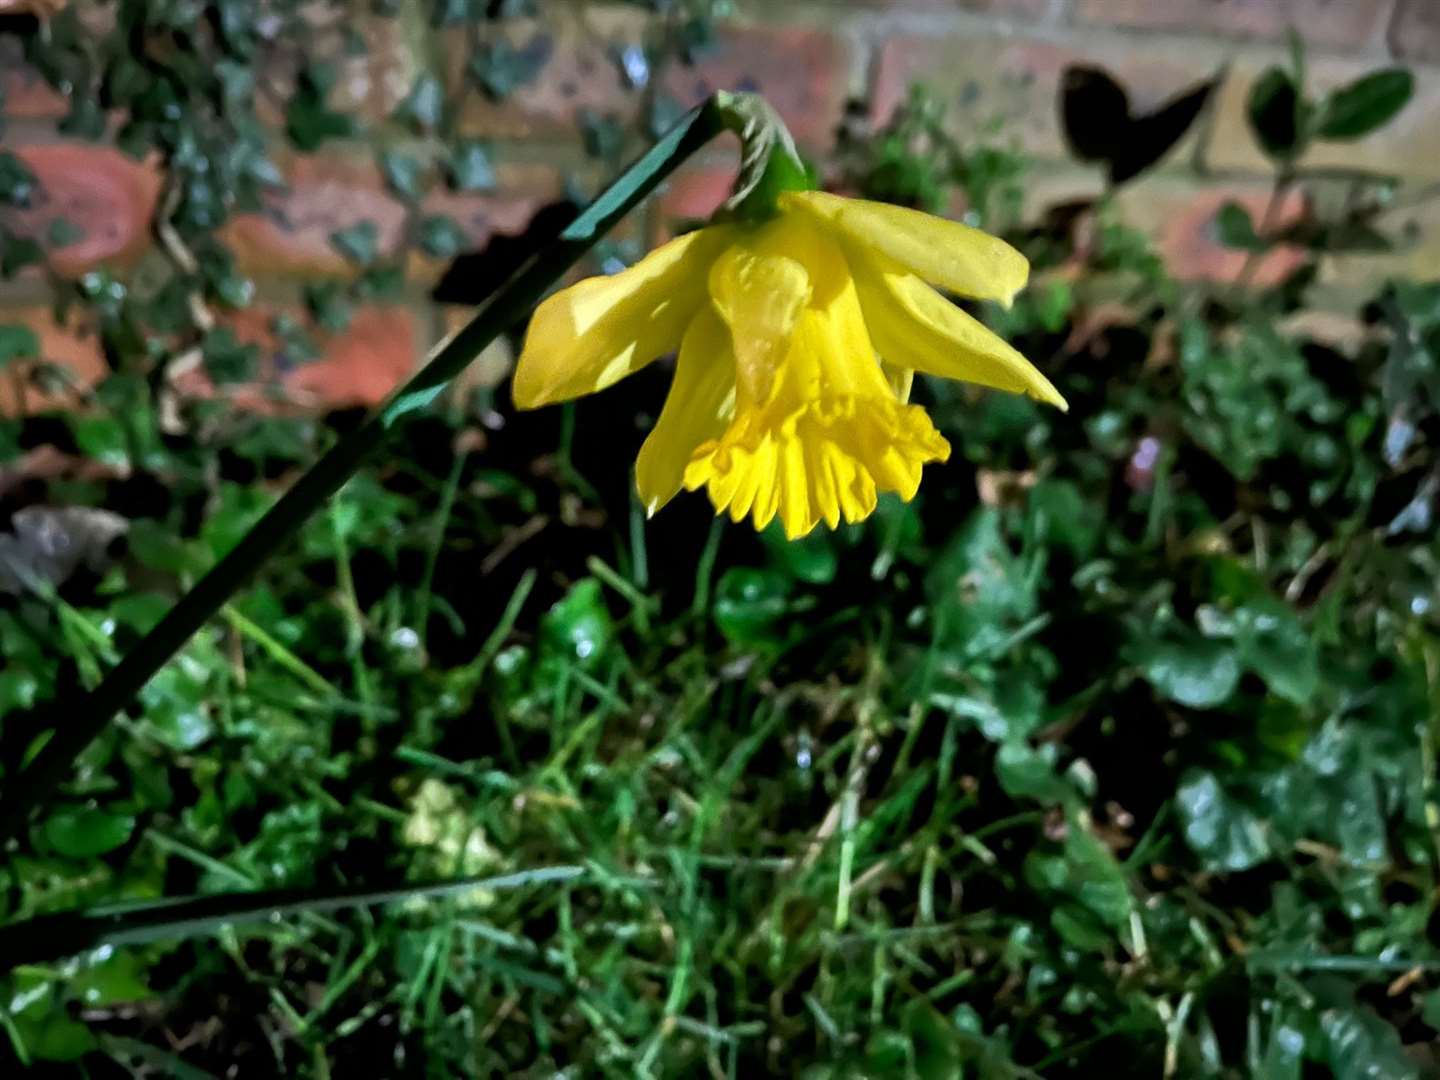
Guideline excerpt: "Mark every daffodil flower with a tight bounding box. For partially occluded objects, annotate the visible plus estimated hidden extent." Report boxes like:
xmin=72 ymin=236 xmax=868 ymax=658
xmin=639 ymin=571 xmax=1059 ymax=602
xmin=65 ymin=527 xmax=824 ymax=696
xmin=512 ymin=189 xmax=1067 ymax=540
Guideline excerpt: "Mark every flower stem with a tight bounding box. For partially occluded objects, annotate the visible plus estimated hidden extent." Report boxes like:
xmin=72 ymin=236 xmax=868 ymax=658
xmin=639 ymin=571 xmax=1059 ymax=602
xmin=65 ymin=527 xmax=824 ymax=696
xmin=0 ymin=97 xmax=728 ymax=845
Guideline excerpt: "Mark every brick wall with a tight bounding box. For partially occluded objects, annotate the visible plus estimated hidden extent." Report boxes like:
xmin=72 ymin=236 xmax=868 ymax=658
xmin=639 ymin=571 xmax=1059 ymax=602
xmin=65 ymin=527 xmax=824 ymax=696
xmin=1 ymin=0 xmax=1436 ymax=408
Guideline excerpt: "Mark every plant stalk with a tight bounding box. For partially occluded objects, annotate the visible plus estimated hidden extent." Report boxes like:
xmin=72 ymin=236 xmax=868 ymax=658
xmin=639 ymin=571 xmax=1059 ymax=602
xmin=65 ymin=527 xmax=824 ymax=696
xmin=0 ymin=98 xmax=727 ymax=844
xmin=0 ymin=866 xmax=585 ymax=967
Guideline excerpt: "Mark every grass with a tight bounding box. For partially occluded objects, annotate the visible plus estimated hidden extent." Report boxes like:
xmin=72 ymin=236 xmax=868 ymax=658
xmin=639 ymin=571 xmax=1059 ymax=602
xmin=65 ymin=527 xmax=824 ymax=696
xmin=2 ymin=338 xmax=1438 ymax=1078
xmin=4 ymin=89 xmax=1440 ymax=1080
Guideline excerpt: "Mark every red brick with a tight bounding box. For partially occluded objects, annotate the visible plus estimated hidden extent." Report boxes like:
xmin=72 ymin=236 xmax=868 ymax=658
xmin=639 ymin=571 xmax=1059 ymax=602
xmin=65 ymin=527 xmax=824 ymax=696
xmin=1390 ymin=0 xmax=1440 ymax=64
xmin=871 ymin=32 xmax=1224 ymax=165
xmin=1206 ymin=53 xmax=1440 ymax=179
xmin=438 ymin=306 xmax=514 ymax=400
xmin=219 ymin=153 xmax=409 ymax=278
xmin=1315 ymin=188 xmax=1440 ymax=294
xmin=0 ymin=144 xmax=162 ymax=276
xmin=221 ymin=155 xmax=566 ymax=281
xmin=653 ymin=161 xmax=734 ymax=239
xmin=661 ymin=25 xmax=851 ymax=150
xmin=448 ymin=12 xmax=848 ymax=150
xmin=1076 ymin=0 xmax=1390 ymax=48
xmin=1278 ymin=309 xmax=1375 ymax=348
xmin=847 ymin=0 xmax=1053 ymax=12
xmin=281 ymin=304 xmax=418 ymax=407
xmin=173 ymin=304 xmax=420 ymax=410
xmin=0 ymin=306 xmax=107 ymax=416
xmin=447 ymin=7 xmax=646 ymax=139
xmin=0 ymin=39 xmax=67 ymax=120
xmin=254 ymin=13 xmax=417 ymax=129
xmin=411 ymin=164 xmax=566 ymax=282
xmin=1133 ymin=183 xmax=1307 ymax=286
xmin=1021 ymin=169 xmax=1307 ymax=285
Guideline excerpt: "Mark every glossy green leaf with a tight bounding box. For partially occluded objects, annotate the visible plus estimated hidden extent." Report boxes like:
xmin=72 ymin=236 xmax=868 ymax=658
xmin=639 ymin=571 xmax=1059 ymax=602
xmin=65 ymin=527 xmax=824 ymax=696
xmin=1176 ymin=770 xmax=1270 ymax=872
xmin=763 ymin=524 xmax=837 ymax=585
xmin=540 ymin=578 xmax=613 ymax=669
xmin=712 ymin=567 xmax=790 ymax=646
xmin=1318 ymin=1002 xmax=1419 ymax=1080
xmin=1132 ymin=632 xmax=1241 ymax=709
xmin=1232 ymin=598 xmax=1318 ymax=705
xmin=926 ymin=510 xmax=1037 ymax=659
xmin=1248 ymin=66 xmax=1305 ymax=160
xmin=42 ymin=807 xmax=136 ymax=858
xmin=1316 ymin=69 xmax=1414 ymax=140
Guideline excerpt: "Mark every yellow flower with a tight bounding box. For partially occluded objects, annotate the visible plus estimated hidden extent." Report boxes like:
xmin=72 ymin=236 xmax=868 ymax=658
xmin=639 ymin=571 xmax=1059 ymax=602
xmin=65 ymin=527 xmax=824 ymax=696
xmin=513 ymin=190 xmax=1067 ymax=540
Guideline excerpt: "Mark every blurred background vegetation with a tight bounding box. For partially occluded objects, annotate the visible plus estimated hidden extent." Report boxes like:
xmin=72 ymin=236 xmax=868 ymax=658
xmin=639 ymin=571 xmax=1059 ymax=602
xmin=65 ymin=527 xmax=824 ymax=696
xmin=2 ymin=0 xmax=1440 ymax=1076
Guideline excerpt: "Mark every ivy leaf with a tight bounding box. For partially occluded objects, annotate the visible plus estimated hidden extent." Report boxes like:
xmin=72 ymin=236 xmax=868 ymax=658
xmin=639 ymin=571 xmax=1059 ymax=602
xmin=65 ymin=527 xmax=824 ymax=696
xmin=0 ymin=151 xmax=38 ymax=207
xmin=286 ymin=64 xmax=357 ymax=152
xmin=379 ymin=150 xmax=424 ymax=200
xmin=469 ymin=38 xmax=551 ymax=101
xmin=394 ymin=73 xmax=444 ymax=132
xmin=354 ymin=264 xmax=405 ymax=300
xmin=1213 ymin=200 xmax=1264 ymax=251
xmin=305 ymin=281 xmax=353 ymax=332
xmin=46 ymin=217 xmax=86 ymax=249
xmin=212 ymin=271 xmax=255 ymax=310
xmin=430 ymin=0 xmax=474 ymax=25
xmin=418 ymin=215 xmax=466 ymax=258
xmin=0 ymin=324 xmax=40 ymax=368
xmin=580 ymin=110 xmax=626 ymax=160
xmin=329 ymin=220 xmax=380 ymax=267
xmin=1315 ymin=69 xmax=1413 ymax=140
xmin=60 ymin=96 xmax=107 ymax=141
xmin=448 ymin=140 xmax=496 ymax=192
xmin=202 ymin=326 xmax=260 ymax=384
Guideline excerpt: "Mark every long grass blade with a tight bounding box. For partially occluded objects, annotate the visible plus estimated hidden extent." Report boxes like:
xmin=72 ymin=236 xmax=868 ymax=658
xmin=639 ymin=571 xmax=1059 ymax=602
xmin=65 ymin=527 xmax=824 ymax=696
xmin=0 ymin=865 xmax=585 ymax=968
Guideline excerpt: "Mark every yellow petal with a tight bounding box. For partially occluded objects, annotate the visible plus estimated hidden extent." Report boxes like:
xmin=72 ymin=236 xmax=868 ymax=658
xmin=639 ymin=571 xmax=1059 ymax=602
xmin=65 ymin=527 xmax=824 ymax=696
xmin=685 ymin=272 xmax=949 ymax=539
xmin=685 ymin=394 xmax=948 ymax=540
xmin=883 ymin=363 xmax=914 ymax=404
xmin=781 ymin=190 xmax=1028 ymax=305
xmin=512 ymin=226 xmax=734 ymax=409
xmin=634 ymin=308 xmax=736 ymax=515
xmin=706 ymin=226 xmax=812 ymax=409
xmin=849 ymin=248 xmax=1068 ymax=411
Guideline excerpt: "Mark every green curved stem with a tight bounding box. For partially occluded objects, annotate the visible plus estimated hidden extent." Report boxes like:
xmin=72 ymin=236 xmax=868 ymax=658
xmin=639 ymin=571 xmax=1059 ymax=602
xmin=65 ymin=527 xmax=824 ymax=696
xmin=0 ymin=98 xmax=727 ymax=844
